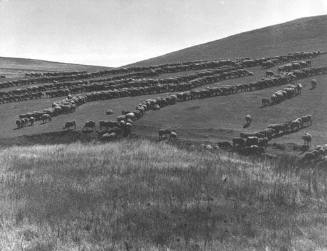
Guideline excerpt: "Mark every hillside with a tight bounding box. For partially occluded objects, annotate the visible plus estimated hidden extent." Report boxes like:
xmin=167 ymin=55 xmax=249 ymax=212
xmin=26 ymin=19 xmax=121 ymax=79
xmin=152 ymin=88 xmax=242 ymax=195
xmin=131 ymin=15 xmax=327 ymax=66
xmin=0 ymin=139 xmax=326 ymax=250
xmin=0 ymin=56 xmax=110 ymax=77
xmin=0 ymin=15 xmax=326 ymax=158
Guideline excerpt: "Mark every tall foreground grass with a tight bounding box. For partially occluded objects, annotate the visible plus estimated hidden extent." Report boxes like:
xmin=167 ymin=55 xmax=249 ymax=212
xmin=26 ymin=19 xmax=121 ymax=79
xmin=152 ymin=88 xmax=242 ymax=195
xmin=0 ymin=140 xmax=327 ymax=250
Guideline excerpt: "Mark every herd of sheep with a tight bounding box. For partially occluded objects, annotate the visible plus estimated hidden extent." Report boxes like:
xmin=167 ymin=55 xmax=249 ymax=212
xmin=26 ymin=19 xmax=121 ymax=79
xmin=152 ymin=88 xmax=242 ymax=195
xmin=3 ymin=50 xmax=326 ymax=161
xmin=278 ymin=60 xmax=312 ymax=72
xmin=261 ymin=83 xmax=303 ymax=107
xmin=232 ymin=115 xmax=312 ymax=154
xmin=301 ymin=144 xmax=327 ymax=163
xmin=15 ymin=68 xmax=252 ymax=127
xmin=0 ymin=51 xmax=320 ymax=103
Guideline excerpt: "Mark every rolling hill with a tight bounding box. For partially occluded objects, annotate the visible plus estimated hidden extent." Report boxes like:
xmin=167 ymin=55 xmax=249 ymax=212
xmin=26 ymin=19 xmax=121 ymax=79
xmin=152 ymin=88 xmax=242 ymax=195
xmin=2 ymin=14 xmax=327 ymax=251
xmin=131 ymin=15 xmax=327 ymax=66
xmin=0 ymin=57 xmax=111 ymax=78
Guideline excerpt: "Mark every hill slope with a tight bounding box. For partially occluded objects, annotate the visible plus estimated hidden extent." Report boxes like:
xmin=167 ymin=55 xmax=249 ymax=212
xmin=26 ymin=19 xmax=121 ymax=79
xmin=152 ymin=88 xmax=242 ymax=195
xmin=131 ymin=15 xmax=327 ymax=66
xmin=0 ymin=56 xmax=110 ymax=75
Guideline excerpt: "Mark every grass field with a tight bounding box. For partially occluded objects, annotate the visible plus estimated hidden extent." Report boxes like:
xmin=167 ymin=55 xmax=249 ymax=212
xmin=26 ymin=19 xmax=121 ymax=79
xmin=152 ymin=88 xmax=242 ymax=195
xmin=1 ymin=139 xmax=327 ymax=250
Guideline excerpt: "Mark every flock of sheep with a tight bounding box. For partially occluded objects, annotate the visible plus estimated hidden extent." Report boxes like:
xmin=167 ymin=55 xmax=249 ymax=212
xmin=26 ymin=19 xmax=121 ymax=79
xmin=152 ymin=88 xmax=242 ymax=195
xmin=302 ymin=144 xmax=327 ymax=163
xmin=277 ymin=60 xmax=312 ymax=72
xmin=232 ymin=115 xmax=312 ymax=154
xmin=3 ymin=50 xmax=326 ymax=160
xmin=15 ymin=68 xmax=252 ymax=127
xmin=261 ymin=83 xmax=303 ymax=107
xmin=0 ymin=51 xmax=320 ymax=103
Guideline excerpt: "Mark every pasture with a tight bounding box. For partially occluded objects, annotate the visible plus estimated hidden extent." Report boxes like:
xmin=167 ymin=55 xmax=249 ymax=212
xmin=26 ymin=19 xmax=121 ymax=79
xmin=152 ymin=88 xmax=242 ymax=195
xmin=0 ymin=53 xmax=326 ymax=158
xmin=1 ymin=140 xmax=327 ymax=250
xmin=1 ymin=14 xmax=327 ymax=251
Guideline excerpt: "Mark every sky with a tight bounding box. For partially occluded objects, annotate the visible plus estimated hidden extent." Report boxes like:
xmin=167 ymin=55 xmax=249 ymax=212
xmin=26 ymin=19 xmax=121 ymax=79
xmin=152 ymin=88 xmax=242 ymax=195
xmin=0 ymin=0 xmax=326 ymax=67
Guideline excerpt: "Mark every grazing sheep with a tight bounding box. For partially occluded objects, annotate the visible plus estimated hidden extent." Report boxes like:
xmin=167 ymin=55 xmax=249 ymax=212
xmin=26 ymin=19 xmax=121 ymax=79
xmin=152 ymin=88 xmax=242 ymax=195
xmin=158 ymin=129 xmax=174 ymax=140
xmin=99 ymin=120 xmax=119 ymax=130
xmin=302 ymin=132 xmax=312 ymax=147
xmin=123 ymin=122 xmax=133 ymax=137
xmin=16 ymin=119 xmax=22 ymax=129
xmin=301 ymin=152 xmax=316 ymax=162
xmin=41 ymin=114 xmax=52 ymax=124
xmin=217 ymin=141 xmax=232 ymax=149
xmin=125 ymin=112 xmax=136 ymax=121
xmin=296 ymin=83 xmax=303 ymax=94
xmin=121 ymin=110 xmax=130 ymax=115
xmin=262 ymin=98 xmax=270 ymax=107
xmin=243 ymin=145 xmax=265 ymax=155
xmin=169 ymin=131 xmax=177 ymax=140
xmin=258 ymin=137 xmax=269 ymax=148
xmin=84 ymin=120 xmax=96 ymax=129
xmin=233 ymin=137 xmax=246 ymax=148
xmin=204 ymin=144 xmax=213 ymax=150
xmin=63 ymin=121 xmax=76 ymax=130
xmin=106 ymin=109 xmax=114 ymax=115
xmin=101 ymin=132 xmax=117 ymax=141
xmin=302 ymin=115 xmax=312 ymax=126
xmin=266 ymin=71 xmax=274 ymax=77
xmin=29 ymin=117 xmax=35 ymax=126
xmin=246 ymin=136 xmax=259 ymax=146
xmin=116 ymin=115 xmax=126 ymax=122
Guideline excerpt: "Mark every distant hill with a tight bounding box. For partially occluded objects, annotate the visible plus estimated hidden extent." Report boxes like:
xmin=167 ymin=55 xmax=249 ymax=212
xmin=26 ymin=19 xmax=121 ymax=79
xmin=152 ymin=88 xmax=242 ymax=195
xmin=131 ymin=15 xmax=327 ymax=66
xmin=0 ymin=57 xmax=110 ymax=74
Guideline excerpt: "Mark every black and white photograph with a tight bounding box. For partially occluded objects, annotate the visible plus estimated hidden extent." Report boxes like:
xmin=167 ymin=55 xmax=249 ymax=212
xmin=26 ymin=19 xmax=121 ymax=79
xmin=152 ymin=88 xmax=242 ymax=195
xmin=0 ymin=0 xmax=327 ymax=250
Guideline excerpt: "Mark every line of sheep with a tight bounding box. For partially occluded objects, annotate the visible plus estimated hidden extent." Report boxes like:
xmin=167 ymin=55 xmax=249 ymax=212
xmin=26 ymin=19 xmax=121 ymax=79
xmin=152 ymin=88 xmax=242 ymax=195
xmin=100 ymin=86 xmax=311 ymax=145
xmin=16 ymin=95 xmax=84 ymax=129
xmin=232 ymin=115 xmax=312 ymax=155
xmin=0 ymin=51 xmax=321 ymax=92
xmin=25 ymin=70 xmax=88 ymax=78
xmin=14 ymin=69 xmax=252 ymax=128
xmin=0 ymin=59 xmax=238 ymax=90
xmin=63 ymin=105 xmax=151 ymax=141
xmin=0 ymin=70 xmax=159 ymax=104
xmin=261 ymin=83 xmax=303 ymax=107
xmin=14 ymin=64 xmax=327 ymax=130
xmin=1 ymin=50 xmax=322 ymax=104
xmin=0 ymin=68 xmax=159 ymax=90
xmin=0 ymin=64 xmax=248 ymax=103
xmin=277 ymin=60 xmax=312 ymax=72
xmin=258 ymin=51 xmax=320 ymax=69
xmin=44 ymin=66 xmax=245 ymax=98
xmin=97 ymin=95 xmax=181 ymax=140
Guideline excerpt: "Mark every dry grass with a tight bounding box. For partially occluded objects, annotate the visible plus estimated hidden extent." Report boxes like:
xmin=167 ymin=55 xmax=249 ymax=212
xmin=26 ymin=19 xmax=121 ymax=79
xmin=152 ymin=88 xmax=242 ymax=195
xmin=0 ymin=139 xmax=326 ymax=250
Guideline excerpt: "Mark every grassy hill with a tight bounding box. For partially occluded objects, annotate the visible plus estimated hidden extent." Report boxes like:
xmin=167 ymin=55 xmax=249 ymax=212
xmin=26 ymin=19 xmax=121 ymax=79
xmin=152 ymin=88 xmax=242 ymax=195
xmin=2 ymin=53 xmax=327 ymax=151
xmin=0 ymin=139 xmax=326 ymax=250
xmin=0 ymin=57 xmax=110 ymax=78
xmin=1 ymin=15 xmax=327 ymax=250
xmin=0 ymin=15 xmax=326 ymax=155
xmin=131 ymin=15 xmax=327 ymax=66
